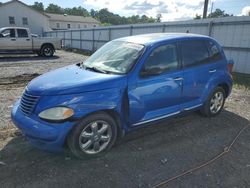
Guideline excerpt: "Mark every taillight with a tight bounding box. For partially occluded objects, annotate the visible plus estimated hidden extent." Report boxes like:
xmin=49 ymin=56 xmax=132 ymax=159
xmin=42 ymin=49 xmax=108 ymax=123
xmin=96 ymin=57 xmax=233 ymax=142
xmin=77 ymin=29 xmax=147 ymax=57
xmin=227 ymin=59 xmax=234 ymax=76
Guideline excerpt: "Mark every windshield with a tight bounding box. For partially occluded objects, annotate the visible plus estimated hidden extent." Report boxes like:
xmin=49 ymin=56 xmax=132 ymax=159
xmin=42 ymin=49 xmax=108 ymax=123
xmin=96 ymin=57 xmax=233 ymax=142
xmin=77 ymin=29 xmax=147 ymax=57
xmin=84 ymin=41 xmax=144 ymax=74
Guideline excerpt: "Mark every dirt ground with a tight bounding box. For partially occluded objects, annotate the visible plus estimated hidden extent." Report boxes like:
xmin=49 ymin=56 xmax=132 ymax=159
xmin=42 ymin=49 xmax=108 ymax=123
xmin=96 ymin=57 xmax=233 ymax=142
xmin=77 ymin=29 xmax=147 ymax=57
xmin=0 ymin=51 xmax=249 ymax=188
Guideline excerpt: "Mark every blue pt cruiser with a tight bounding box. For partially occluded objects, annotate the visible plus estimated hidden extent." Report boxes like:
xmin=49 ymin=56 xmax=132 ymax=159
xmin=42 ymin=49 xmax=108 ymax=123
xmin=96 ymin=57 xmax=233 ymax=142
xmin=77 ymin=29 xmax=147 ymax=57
xmin=12 ymin=33 xmax=233 ymax=158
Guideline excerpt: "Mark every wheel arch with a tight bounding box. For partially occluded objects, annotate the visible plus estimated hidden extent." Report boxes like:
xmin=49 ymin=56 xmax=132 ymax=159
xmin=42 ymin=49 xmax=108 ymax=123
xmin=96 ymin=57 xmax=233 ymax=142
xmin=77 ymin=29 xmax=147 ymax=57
xmin=41 ymin=43 xmax=55 ymax=51
xmin=217 ymin=82 xmax=230 ymax=97
xmin=65 ymin=109 xmax=124 ymax=147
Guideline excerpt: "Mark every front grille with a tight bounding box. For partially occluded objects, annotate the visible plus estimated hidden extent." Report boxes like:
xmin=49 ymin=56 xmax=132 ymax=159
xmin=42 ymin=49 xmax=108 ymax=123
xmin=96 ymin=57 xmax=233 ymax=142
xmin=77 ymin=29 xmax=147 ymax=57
xmin=20 ymin=90 xmax=39 ymax=115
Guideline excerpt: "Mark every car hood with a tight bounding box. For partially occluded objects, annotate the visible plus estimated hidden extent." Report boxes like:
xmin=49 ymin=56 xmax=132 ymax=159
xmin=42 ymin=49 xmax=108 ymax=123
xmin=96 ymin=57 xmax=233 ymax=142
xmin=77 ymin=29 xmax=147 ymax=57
xmin=27 ymin=64 xmax=127 ymax=95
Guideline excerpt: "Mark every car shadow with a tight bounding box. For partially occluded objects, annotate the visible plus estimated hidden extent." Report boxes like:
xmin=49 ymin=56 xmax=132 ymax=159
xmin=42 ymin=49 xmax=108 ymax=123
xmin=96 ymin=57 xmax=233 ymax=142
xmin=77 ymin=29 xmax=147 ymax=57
xmin=0 ymin=55 xmax=60 ymax=62
xmin=0 ymin=110 xmax=249 ymax=188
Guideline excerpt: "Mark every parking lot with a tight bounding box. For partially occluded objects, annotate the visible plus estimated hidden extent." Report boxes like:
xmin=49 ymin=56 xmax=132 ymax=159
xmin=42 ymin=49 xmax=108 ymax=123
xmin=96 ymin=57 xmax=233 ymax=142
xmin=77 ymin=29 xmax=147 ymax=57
xmin=0 ymin=50 xmax=250 ymax=188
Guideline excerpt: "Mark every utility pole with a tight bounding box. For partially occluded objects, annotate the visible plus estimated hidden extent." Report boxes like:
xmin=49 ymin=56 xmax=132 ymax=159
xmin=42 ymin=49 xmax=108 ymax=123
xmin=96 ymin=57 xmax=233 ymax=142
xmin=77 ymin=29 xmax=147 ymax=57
xmin=203 ymin=0 xmax=209 ymax=18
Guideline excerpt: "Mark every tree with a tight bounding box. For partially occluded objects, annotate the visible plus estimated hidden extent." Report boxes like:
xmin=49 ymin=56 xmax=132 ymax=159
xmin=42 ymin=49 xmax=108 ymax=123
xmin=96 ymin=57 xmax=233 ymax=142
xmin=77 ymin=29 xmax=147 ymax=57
xmin=46 ymin=4 xmax=64 ymax=14
xmin=90 ymin=9 xmax=97 ymax=18
xmin=208 ymin=9 xmax=233 ymax=18
xmin=194 ymin=14 xmax=202 ymax=19
xmin=64 ymin=6 xmax=90 ymax=17
xmin=31 ymin=2 xmax=44 ymax=12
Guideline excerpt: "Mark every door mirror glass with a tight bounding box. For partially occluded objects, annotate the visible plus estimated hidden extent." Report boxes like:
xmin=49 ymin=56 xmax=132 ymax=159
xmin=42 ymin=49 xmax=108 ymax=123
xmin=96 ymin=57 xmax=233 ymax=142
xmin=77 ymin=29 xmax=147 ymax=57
xmin=141 ymin=66 xmax=162 ymax=77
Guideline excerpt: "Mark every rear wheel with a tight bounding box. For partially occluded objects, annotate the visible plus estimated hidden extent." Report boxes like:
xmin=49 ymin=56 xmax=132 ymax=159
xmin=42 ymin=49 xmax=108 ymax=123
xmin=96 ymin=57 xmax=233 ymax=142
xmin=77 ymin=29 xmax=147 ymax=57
xmin=41 ymin=44 xmax=54 ymax=57
xmin=200 ymin=87 xmax=225 ymax=117
xmin=36 ymin=51 xmax=42 ymax=56
xmin=67 ymin=112 xmax=117 ymax=159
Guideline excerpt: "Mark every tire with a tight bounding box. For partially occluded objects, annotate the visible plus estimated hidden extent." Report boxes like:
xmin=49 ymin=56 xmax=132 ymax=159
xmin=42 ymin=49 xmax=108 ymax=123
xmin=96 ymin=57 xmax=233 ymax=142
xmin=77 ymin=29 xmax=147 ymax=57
xmin=67 ymin=112 xmax=118 ymax=159
xmin=36 ymin=51 xmax=42 ymax=56
xmin=41 ymin=44 xmax=54 ymax=57
xmin=200 ymin=87 xmax=226 ymax=117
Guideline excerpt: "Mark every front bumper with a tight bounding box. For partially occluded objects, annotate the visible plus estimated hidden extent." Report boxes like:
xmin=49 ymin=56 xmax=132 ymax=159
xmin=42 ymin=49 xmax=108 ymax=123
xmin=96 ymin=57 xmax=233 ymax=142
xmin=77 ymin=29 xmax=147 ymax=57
xmin=11 ymin=100 xmax=75 ymax=152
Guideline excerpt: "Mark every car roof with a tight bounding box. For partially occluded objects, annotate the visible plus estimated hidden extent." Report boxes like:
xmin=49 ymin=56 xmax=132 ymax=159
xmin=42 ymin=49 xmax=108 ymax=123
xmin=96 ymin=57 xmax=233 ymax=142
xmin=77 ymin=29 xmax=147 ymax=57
xmin=116 ymin=33 xmax=211 ymax=46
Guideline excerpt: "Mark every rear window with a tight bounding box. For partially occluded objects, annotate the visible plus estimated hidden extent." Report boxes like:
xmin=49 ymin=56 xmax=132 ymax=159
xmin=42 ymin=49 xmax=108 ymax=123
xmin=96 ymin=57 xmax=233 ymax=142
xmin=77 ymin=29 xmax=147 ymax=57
xmin=205 ymin=40 xmax=223 ymax=62
xmin=180 ymin=40 xmax=209 ymax=68
xmin=17 ymin=29 xmax=28 ymax=38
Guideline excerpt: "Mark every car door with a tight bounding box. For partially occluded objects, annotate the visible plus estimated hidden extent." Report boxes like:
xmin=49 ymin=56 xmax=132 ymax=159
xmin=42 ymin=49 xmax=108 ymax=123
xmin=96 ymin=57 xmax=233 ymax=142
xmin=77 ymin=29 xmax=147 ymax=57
xmin=16 ymin=29 xmax=32 ymax=50
xmin=127 ymin=42 xmax=183 ymax=126
xmin=179 ymin=39 xmax=222 ymax=110
xmin=0 ymin=28 xmax=17 ymax=50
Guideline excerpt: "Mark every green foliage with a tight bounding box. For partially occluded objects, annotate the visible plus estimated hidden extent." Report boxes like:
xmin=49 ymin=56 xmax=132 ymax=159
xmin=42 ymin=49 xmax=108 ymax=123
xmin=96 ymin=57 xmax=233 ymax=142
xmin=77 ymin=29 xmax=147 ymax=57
xmin=194 ymin=14 xmax=202 ymax=19
xmin=64 ymin=6 xmax=90 ymax=17
xmin=208 ymin=9 xmax=233 ymax=18
xmin=30 ymin=2 xmax=157 ymax=25
xmin=46 ymin=4 xmax=64 ymax=14
xmin=30 ymin=2 xmax=44 ymax=12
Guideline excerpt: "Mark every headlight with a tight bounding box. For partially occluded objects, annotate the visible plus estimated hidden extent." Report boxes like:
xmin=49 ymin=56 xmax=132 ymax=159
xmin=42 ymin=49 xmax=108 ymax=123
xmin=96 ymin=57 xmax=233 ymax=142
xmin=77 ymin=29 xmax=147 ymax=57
xmin=38 ymin=107 xmax=74 ymax=121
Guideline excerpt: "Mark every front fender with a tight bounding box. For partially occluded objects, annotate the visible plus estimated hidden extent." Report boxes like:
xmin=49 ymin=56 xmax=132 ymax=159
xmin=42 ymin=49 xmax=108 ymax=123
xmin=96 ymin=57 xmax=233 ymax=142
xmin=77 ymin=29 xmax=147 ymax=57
xmin=35 ymin=88 xmax=125 ymax=119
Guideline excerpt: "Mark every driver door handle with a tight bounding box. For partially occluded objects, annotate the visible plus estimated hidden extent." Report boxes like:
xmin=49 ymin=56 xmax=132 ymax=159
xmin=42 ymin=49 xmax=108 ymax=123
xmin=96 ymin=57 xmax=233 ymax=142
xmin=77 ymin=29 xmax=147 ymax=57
xmin=174 ymin=77 xmax=183 ymax=81
xmin=11 ymin=38 xmax=16 ymax=41
xmin=209 ymin=69 xmax=216 ymax=73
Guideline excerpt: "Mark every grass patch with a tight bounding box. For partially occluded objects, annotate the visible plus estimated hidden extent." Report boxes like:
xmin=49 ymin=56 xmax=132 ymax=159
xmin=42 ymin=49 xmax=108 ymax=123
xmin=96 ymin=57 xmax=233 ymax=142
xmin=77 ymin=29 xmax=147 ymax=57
xmin=233 ymin=72 xmax=250 ymax=90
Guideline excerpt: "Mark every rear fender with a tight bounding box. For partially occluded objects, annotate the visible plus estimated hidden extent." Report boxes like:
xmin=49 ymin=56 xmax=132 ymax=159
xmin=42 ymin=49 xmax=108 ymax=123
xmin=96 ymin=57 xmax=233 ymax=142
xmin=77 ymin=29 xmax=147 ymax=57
xmin=200 ymin=71 xmax=232 ymax=102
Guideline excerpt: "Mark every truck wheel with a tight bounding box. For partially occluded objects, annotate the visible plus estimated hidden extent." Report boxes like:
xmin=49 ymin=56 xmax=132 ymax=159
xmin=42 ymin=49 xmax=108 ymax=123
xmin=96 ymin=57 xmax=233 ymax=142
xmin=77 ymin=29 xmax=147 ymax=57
xmin=200 ymin=87 xmax=226 ymax=117
xmin=36 ymin=51 xmax=42 ymax=56
xmin=67 ymin=112 xmax=118 ymax=159
xmin=41 ymin=44 xmax=54 ymax=57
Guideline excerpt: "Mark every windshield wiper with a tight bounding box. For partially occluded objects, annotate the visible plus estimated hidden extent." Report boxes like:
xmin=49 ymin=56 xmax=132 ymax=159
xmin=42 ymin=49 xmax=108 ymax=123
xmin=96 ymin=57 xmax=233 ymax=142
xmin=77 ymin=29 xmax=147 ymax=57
xmin=85 ymin=66 xmax=108 ymax=74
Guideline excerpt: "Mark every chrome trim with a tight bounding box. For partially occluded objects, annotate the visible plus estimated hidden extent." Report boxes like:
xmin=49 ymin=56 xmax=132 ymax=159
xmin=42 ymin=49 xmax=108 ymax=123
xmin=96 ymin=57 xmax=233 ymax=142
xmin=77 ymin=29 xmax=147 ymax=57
xmin=132 ymin=111 xmax=181 ymax=126
xmin=209 ymin=69 xmax=217 ymax=73
xmin=174 ymin=77 xmax=183 ymax=81
xmin=184 ymin=104 xmax=203 ymax=111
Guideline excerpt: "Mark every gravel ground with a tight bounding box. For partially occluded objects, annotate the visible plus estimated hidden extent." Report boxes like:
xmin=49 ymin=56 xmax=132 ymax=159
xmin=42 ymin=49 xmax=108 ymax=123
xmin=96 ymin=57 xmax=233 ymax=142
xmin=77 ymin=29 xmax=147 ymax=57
xmin=0 ymin=51 xmax=249 ymax=188
xmin=0 ymin=50 xmax=86 ymax=130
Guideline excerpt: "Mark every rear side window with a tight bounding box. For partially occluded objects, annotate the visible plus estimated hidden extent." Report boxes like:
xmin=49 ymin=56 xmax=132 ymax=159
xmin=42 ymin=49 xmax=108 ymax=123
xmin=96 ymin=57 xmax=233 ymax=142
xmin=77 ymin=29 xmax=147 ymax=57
xmin=17 ymin=29 xmax=28 ymax=38
xmin=143 ymin=44 xmax=178 ymax=74
xmin=180 ymin=40 xmax=209 ymax=68
xmin=205 ymin=40 xmax=223 ymax=61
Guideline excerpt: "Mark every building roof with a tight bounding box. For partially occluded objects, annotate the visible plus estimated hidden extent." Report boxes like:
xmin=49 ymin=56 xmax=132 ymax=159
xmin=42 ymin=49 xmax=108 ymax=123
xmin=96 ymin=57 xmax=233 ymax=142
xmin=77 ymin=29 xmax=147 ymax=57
xmin=117 ymin=33 xmax=211 ymax=46
xmin=0 ymin=0 xmax=49 ymax=18
xmin=46 ymin=13 xmax=100 ymax=24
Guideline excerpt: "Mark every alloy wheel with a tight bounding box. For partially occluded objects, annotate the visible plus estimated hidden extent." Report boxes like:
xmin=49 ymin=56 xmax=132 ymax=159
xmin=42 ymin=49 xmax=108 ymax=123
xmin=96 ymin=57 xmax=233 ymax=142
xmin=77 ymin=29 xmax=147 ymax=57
xmin=210 ymin=91 xmax=224 ymax=114
xmin=79 ymin=120 xmax=112 ymax=154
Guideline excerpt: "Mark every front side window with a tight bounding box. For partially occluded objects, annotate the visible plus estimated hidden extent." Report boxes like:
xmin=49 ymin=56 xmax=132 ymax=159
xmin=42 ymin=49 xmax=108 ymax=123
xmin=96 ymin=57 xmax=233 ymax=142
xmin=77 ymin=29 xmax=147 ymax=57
xmin=142 ymin=44 xmax=178 ymax=75
xmin=9 ymin=16 xmax=15 ymax=24
xmin=0 ymin=29 xmax=15 ymax=38
xmin=180 ymin=40 xmax=209 ymax=68
xmin=17 ymin=29 xmax=28 ymax=38
xmin=22 ymin=17 xmax=28 ymax=25
xmin=84 ymin=41 xmax=144 ymax=74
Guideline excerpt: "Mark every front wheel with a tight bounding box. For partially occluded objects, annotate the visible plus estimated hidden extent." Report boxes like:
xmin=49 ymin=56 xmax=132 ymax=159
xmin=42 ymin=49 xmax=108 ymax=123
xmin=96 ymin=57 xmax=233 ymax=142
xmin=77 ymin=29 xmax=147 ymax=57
xmin=200 ymin=87 xmax=226 ymax=117
xmin=67 ymin=112 xmax=117 ymax=159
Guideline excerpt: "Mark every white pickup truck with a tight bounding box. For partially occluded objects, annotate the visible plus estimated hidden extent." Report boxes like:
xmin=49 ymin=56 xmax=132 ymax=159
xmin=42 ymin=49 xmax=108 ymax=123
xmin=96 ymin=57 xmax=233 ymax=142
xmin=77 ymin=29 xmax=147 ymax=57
xmin=0 ymin=27 xmax=62 ymax=57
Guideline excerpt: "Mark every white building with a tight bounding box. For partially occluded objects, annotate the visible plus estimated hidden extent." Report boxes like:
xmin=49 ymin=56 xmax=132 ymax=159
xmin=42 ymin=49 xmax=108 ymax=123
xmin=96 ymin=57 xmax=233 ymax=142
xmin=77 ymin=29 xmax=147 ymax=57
xmin=0 ymin=0 xmax=50 ymax=36
xmin=47 ymin=13 xmax=100 ymax=30
xmin=0 ymin=0 xmax=100 ymax=36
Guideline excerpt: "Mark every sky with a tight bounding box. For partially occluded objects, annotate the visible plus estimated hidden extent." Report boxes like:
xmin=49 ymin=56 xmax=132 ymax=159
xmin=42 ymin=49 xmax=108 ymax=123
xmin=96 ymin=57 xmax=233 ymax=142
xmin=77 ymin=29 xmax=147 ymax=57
xmin=1 ymin=0 xmax=250 ymax=21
